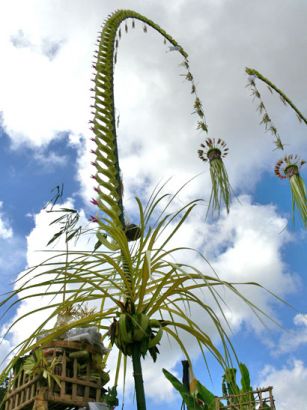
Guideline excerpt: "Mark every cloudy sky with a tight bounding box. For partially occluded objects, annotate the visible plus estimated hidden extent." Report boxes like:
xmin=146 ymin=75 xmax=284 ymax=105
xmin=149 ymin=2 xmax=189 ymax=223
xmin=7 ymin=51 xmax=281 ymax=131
xmin=0 ymin=0 xmax=306 ymax=409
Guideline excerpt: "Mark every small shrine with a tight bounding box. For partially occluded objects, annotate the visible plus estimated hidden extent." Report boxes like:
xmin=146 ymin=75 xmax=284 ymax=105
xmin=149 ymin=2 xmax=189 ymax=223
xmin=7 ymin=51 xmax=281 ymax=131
xmin=4 ymin=325 xmax=116 ymax=410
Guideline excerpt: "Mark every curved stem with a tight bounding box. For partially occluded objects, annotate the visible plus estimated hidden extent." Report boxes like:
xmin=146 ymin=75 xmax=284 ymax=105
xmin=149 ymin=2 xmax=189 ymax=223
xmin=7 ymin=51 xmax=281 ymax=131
xmin=92 ymin=10 xmax=189 ymax=231
xmin=246 ymin=67 xmax=307 ymax=125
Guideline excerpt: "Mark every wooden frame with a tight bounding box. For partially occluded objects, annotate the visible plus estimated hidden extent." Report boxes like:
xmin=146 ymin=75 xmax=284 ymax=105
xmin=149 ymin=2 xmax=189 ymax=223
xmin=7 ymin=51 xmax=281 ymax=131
xmin=214 ymin=385 xmax=276 ymax=409
xmin=4 ymin=341 xmax=105 ymax=410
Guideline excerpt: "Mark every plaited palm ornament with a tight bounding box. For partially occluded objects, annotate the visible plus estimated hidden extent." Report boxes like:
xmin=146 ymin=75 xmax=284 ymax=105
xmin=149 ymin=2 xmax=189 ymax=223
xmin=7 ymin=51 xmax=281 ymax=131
xmin=246 ymin=67 xmax=307 ymax=226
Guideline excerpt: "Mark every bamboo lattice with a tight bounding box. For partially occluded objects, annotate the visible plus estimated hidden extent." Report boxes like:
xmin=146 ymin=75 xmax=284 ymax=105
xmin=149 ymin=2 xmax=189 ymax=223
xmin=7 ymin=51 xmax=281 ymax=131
xmin=215 ymin=386 xmax=275 ymax=409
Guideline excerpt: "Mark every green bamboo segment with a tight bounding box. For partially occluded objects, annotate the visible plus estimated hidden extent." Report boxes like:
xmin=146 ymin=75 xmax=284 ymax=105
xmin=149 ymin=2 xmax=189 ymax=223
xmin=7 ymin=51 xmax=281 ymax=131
xmin=246 ymin=67 xmax=307 ymax=125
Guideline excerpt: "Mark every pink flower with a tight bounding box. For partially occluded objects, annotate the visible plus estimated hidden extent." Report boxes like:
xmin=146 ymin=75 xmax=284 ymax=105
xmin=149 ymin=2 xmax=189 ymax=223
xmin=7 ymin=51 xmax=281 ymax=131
xmin=89 ymin=216 xmax=99 ymax=223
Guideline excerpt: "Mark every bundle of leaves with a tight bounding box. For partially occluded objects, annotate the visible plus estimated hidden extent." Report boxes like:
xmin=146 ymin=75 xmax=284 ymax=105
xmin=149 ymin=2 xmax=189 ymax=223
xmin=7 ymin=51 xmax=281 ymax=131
xmin=163 ymin=362 xmax=272 ymax=409
xmin=102 ymin=386 xmax=119 ymax=407
xmin=0 ymin=185 xmax=275 ymax=394
xmin=22 ymin=349 xmax=61 ymax=388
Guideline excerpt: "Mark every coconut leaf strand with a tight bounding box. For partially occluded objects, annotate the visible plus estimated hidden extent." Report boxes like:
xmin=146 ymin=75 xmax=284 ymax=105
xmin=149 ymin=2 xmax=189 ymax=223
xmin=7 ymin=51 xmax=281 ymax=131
xmin=180 ymin=55 xmax=228 ymax=213
xmin=198 ymin=138 xmax=231 ymax=215
xmin=246 ymin=67 xmax=307 ymax=126
xmin=190 ymin=69 xmax=231 ymax=215
xmin=246 ymin=71 xmax=285 ymax=151
xmin=178 ymin=59 xmax=209 ymax=134
xmin=275 ymin=155 xmax=307 ymax=227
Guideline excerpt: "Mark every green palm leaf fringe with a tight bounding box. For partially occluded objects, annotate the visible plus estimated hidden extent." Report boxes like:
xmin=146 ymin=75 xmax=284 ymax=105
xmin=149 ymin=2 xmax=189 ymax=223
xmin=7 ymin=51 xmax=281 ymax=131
xmin=198 ymin=138 xmax=231 ymax=215
xmin=275 ymin=155 xmax=307 ymax=227
xmin=246 ymin=71 xmax=284 ymax=151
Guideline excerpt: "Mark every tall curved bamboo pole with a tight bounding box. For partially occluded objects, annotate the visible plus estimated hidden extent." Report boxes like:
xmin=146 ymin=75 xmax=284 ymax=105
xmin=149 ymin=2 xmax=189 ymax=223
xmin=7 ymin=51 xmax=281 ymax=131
xmin=90 ymin=10 xmax=188 ymax=233
xmin=90 ymin=10 xmax=193 ymax=409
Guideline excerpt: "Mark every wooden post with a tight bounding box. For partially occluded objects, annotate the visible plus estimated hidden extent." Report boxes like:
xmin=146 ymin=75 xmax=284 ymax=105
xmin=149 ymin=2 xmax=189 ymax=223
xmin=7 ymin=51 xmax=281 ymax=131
xmin=33 ymin=388 xmax=48 ymax=410
xmin=60 ymin=351 xmax=66 ymax=397
xmin=268 ymin=386 xmax=275 ymax=409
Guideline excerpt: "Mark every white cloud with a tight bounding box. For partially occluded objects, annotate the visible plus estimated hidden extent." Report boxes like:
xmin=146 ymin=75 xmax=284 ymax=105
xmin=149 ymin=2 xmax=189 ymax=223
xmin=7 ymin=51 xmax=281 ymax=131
xmin=0 ymin=339 xmax=11 ymax=371
xmin=33 ymin=150 xmax=67 ymax=169
xmin=294 ymin=313 xmax=307 ymax=326
xmin=259 ymin=360 xmax=307 ymax=410
xmin=271 ymin=313 xmax=307 ymax=355
xmin=2 ymin=200 xmax=97 ymax=349
xmin=205 ymin=197 xmax=297 ymax=333
xmin=0 ymin=202 xmax=13 ymax=239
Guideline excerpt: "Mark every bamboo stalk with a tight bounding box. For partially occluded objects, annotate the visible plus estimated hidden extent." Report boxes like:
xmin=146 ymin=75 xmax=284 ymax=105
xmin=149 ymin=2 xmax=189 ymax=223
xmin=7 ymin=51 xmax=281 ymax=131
xmin=131 ymin=343 xmax=146 ymax=410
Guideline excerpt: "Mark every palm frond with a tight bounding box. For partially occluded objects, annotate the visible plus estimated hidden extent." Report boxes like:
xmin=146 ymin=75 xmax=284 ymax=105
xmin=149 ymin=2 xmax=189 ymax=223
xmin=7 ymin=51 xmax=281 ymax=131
xmin=0 ymin=185 xmax=287 ymax=386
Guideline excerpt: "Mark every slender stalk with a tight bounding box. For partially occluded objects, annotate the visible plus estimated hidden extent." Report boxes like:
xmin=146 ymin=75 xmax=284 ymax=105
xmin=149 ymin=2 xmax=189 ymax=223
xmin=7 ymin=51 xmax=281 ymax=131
xmin=246 ymin=67 xmax=307 ymax=125
xmin=63 ymin=233 xmax=69 ymax=303
xmin=131 ymin=343 xmax=146 ymax=410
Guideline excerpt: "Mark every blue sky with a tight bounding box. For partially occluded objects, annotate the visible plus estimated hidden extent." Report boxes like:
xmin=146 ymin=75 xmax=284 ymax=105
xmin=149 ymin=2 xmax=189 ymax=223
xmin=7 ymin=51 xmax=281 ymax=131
xmin=0 ymin=1 xmax=307 ymax=409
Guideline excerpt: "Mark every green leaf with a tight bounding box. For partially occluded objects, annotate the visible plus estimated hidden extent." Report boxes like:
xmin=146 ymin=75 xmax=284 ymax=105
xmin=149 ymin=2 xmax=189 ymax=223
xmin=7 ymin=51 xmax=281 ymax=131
xmin=162 ymin=369 xmax=203 ymax=410
xmin=239 ymin=363 xmax=252 ymax=393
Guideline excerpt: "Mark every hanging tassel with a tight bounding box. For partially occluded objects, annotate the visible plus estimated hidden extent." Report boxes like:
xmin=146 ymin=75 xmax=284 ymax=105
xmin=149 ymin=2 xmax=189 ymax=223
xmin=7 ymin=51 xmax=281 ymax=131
xmin=275 ymin=155 xmax=307 ymax=226
xmin=198 ymin=138 xmax=231 ymax=215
